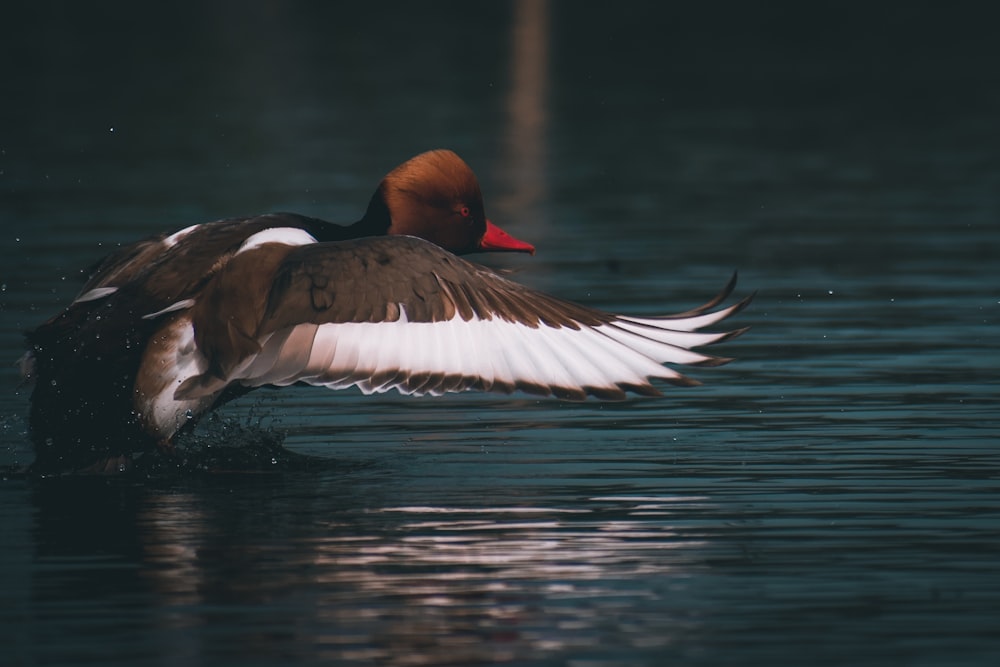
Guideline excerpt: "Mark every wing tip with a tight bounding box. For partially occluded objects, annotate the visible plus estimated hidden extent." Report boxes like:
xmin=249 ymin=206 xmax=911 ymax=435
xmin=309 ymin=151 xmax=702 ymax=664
xmin=714 ymin=325 xmax=752 ymax=345
xmin=665 ymin=271 xmax=739 ymax=318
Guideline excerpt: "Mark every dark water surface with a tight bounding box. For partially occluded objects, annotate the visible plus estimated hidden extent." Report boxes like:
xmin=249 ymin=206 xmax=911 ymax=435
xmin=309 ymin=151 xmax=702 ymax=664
xmin=2 ymin=3 xmax=999 ymax=665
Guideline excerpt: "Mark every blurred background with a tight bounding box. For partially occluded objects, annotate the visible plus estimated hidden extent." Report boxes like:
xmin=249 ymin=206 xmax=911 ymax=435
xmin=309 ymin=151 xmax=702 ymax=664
xmin=4 ymin=1 xmax=996 ymax=286
xmin=1 ymin=2 xmax=998 ymax=666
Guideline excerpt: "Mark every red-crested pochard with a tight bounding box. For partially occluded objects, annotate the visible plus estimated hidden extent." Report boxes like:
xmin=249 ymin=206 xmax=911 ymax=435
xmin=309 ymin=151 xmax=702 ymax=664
xmin=22 ymin=149 xmax=750 ymax=473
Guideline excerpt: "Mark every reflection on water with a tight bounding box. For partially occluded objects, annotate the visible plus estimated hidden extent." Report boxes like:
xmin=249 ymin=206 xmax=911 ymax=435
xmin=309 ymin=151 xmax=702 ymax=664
xmin=21 ymin=476 xmax=717 ymax=665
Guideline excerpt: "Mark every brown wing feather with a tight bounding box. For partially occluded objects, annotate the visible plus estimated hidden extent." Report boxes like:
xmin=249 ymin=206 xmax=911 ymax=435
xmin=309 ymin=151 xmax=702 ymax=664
xmin=181 ymin=235 xmax=748 ymax=401
xmin=260 ymin=236 xmax=614 ymax=335
xmin=80 ymin=214 xmax=344 ymax=306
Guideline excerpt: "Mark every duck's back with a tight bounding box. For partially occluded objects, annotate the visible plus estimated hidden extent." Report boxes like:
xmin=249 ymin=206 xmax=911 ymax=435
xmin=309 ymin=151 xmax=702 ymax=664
xmin=24 ymin=213 xmax=349 ymax=471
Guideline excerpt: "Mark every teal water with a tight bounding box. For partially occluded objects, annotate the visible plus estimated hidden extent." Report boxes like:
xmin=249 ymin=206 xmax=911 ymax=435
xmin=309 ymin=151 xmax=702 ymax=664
xmin=1 ymin=2 xmax=998 ymax=665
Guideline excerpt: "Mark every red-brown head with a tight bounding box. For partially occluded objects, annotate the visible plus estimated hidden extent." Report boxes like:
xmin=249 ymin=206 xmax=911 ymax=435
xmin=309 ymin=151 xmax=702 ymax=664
xmin=361 ymin=149 xmax=535 ymax=255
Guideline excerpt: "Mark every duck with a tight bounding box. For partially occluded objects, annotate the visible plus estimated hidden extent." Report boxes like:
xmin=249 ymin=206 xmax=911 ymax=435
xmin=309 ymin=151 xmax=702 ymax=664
xmin=21 ymin=149 xmax=751 ymax=473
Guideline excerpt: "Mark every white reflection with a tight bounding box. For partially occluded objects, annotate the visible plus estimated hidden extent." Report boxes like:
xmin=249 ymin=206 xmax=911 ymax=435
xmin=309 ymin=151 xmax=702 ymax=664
xmin=497 ymin=0 xmax=550 ymax=225
xmin=298 ymin=505 xmax=704 ymax=662
xmin=122 ymin=490 xmax=708 ymax=665
xmin=138 ymin=492 xmax=209 ymax=606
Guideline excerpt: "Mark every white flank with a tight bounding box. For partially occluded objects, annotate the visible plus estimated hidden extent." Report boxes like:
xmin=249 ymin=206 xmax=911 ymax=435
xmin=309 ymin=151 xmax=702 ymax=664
xmin=235 ymin=227 xmax=317 ymax=254
xmin=141 ymin=318 xmax=214 ymax=435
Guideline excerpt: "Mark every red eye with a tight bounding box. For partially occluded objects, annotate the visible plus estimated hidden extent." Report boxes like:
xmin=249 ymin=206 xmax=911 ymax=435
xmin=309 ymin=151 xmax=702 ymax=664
xmin=459 ymin=206 xmax=471 ymax=217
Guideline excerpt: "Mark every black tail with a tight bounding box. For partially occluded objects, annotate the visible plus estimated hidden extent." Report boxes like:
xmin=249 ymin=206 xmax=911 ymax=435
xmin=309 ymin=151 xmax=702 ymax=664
xmin=24 ymin=301 xmax=158 ymax=473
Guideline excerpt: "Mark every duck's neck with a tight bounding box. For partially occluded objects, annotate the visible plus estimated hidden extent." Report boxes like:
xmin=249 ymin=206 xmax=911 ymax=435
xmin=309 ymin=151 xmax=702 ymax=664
xmin=341 ymin=187 xmax=392 ymax=240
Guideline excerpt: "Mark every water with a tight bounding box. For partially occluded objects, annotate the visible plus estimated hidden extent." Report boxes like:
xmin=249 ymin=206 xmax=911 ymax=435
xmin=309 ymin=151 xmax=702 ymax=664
xmin=2 ymin=2 xmax=999 ymax=665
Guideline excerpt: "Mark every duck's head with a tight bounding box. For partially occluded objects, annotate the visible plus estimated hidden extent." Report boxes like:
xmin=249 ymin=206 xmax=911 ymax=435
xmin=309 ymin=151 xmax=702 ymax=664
xmin=362 ymin=149 xmax=535 ymax=255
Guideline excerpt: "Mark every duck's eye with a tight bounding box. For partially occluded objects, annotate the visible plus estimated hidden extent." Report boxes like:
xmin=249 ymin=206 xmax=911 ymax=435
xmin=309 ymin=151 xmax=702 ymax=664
xmin=459 ymin=206 xmax=471 ymax=217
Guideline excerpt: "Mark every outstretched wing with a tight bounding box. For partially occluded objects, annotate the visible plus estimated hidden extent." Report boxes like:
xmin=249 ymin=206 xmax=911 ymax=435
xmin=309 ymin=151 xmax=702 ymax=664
xmin=179 ymin=235 xmax=750 ymax=401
